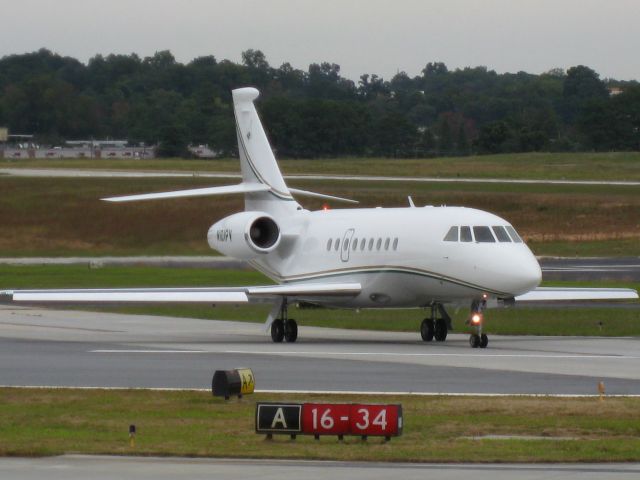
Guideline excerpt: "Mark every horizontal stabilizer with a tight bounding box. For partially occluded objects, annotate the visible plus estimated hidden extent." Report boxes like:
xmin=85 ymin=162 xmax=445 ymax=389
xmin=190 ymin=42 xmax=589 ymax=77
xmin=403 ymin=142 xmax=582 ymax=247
xmin=102 ymin=183 xmax=357 ymax=205
xmin=288 ymin=188 xmax=358 ymax=204
xmin=515 ymin=287 xmax=638 ymax=302
xmin=102 ymin=183 xmax=270 ymax=202
xmin=1 ymin=283 xmax=361 ymax=304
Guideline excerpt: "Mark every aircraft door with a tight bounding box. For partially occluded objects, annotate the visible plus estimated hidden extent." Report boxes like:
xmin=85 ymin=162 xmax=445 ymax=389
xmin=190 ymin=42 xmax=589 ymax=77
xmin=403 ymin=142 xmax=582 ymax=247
xmin=341 ymin=229 xmax=355 ymax=262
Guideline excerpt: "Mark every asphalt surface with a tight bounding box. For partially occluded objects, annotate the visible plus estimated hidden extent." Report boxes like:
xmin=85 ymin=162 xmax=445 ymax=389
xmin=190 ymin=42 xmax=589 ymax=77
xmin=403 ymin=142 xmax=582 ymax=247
xmin=2 ymin=305 xmax=640 ymax=395
xmin=3 ymin=167 xmax=640 ymax=186
xmin=1 ymin=256 xmax=639 ymax=281
xmin=2 ymin=456 xmax=640 ymax=480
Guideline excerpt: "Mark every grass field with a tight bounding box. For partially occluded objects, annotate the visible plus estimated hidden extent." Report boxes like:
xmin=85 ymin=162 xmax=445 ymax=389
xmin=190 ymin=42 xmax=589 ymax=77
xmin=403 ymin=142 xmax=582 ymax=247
xmin=3 ymin=152 xmax=640 ymax=181
xmin=1 ymin=388 xmax=640 ymax=461
xmin=1 ymin=174 xmax=638 ymax=257
xmin=1 ymin=265 xmax=638 ymax=337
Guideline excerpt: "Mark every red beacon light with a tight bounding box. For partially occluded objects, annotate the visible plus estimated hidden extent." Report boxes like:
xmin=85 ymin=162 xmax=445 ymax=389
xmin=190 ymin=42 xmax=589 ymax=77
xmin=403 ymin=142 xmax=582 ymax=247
xmin=322 ymin=203 xmax=330 ymax=211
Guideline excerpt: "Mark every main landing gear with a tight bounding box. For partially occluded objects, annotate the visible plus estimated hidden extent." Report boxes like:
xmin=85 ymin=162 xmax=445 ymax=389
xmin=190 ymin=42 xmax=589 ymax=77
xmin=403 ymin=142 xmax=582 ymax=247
xmin=421 ymin=303 xmax=451 ymax=343
xmin=270 ymin=299 xmax=298 ymax=343
xmin=467 ymin=299 xmax=488 ymax=349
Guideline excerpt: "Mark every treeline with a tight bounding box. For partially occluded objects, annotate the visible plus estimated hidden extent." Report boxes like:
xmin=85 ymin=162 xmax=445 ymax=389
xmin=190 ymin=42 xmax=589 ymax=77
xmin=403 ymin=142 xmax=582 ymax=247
xmin=0 ymin=48 xmax=638 ymax=157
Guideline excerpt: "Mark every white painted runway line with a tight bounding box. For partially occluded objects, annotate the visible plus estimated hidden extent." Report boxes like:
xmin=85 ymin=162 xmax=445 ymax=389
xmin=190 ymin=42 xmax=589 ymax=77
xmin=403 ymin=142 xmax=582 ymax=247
xmin=89 ymin=348 xmax=640 ymax=360
xmin=3 ymin=384 xmax=640 ymax=398
xmin=90 ymin=349 xmax=207 ymax=353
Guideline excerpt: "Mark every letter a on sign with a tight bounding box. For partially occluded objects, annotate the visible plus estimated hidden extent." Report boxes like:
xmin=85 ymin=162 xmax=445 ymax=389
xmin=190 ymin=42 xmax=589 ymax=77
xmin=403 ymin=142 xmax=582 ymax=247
xmin=271 ymin=408 xmax=288 ymax=429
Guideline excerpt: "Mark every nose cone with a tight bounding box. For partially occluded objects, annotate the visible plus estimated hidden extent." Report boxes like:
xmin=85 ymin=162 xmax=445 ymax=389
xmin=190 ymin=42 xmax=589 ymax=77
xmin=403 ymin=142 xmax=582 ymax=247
xmin=510 ymin=249 xmax=542 ymax=296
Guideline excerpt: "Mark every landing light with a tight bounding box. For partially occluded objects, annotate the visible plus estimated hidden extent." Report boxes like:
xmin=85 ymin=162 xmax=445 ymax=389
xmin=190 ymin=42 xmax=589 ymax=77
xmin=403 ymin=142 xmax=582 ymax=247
xmin=471 ymin=313 xmax=482 ymax=325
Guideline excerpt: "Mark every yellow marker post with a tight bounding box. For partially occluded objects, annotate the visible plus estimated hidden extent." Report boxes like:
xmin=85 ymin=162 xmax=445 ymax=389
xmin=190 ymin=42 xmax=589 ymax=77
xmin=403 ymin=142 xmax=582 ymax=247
xmin=129 ymin=424 xmax=136 ymax=448
xmin=598 ymin=381 xmax=605 ymax=402
xmin=238 ymin=368 xmax=255 ymax=396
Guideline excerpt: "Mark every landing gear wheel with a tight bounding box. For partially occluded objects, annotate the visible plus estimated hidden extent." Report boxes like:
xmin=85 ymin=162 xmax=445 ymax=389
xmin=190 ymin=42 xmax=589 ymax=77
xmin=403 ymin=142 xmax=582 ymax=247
xmin=434 ymin=318 xmax=448 ymax=342
xmin=479 ymin=333 xmax=488 ymax=349
xmin=271 ymin=319 xmax=284 ymax=343
xmin=420 ymin=319 xmax=435 ymax=342
xmin=284 ymin=319 xmax=298 ymax=343
xmin=469 ymin=334 xmax=480 ymax=348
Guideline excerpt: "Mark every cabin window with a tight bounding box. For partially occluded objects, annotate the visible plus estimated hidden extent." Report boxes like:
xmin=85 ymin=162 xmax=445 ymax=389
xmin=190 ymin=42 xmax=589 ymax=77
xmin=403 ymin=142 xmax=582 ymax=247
xmin=443 ymin=226 xmax=458 ymax=242
xmin=343 ymin=238 xmax=350 ymax=250
xmin=376 ymin=238 xmax=382 ymax=250
xmin=326 ymin=238 xmax=332 ymax=251
xmin=505 ymin=225 xmax=523 ymax=243
xmin=368 ymin=238 xmax=374 ymax=250
xmin=473 ymin=226 xmax=496 ymax=243
xmin=492 ymin=226 xmax=512 ymax=243
xmin=460 ymin=226 xmax=473 ymax=242
xmin=352 ymin=238 xmax=358 ymax=250
xmin=361 ymin=239 xmax=366 ymax=251
xmin=393 ymin=238 xmax=398 ymax=250
xmin=384 ymin=238 xmax=390 ymax=250
xmin=335 ymin=238 xmax=340 ymax=251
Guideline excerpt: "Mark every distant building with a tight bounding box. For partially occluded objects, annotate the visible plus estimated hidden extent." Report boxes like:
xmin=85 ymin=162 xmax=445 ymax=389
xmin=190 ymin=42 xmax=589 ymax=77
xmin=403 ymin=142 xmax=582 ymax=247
xmin=608 ymin=87 xmax=624 ymax=96
xmin=66 ymin=140 xmax=129 ymax=148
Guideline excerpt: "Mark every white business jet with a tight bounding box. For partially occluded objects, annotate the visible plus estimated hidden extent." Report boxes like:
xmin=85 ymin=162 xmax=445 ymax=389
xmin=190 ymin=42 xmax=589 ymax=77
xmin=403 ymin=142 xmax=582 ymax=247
xmin=3 ymin=88 xmax=637 ymax=348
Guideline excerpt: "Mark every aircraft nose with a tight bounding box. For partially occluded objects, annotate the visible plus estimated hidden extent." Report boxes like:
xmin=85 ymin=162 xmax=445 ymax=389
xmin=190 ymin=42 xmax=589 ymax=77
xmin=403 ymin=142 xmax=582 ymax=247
xmin=511 ymin=250 xmax=542 ymax=295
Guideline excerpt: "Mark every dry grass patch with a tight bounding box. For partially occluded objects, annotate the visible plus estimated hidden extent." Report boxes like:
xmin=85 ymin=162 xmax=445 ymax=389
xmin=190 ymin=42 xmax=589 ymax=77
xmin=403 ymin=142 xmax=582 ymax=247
xmin=2 ymin=389 xmax=640 ymax=462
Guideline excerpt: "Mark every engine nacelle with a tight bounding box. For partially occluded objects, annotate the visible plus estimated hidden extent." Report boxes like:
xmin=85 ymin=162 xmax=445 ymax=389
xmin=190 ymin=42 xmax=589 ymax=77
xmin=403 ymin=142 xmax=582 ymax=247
xmin=207 ymin=211 xmax=281 ymax=260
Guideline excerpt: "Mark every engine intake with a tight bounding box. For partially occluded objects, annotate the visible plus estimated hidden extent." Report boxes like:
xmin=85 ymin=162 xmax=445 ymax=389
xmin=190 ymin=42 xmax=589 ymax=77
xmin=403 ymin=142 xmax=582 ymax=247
xmin=249 ymin=216 xmax=280 ymax=250
xmin=208 ymin=211 xmax=281 ymax=260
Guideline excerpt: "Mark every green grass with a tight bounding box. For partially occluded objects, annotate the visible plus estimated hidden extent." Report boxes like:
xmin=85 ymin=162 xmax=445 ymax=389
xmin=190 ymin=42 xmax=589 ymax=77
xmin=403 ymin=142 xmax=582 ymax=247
xmin=1 ymin=389 xmax=640 ymax=461
xmin=3 ymin=152 xmax=640 ymax=181
xmin=0 ymin=174 xmax=638 ymax=257
xmin=1 ymin=265 xmax=638 ymax=337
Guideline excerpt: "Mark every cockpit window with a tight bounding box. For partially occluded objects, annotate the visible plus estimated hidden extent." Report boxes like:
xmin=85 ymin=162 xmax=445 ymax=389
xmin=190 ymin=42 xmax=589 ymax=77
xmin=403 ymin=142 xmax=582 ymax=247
xmin=443 ymin=226 xmax=458 ymax=242
xmin=460 ymin=226 xmax=473 ymax=242
xmin=505 ymin=225 xmax=523 ymax=243
xmin=473 ymin=226 xmax=496 ymax=242
xmin=492 ymin=226 xmax=512 ymax=243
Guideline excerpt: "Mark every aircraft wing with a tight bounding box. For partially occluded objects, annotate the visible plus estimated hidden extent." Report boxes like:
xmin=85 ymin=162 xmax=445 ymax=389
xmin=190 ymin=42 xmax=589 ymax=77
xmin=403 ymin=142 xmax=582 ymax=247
xmin=0 ymin=283 xmax=361 ymax=304
xmin=515 ymin=287 xmax=638 ymax=302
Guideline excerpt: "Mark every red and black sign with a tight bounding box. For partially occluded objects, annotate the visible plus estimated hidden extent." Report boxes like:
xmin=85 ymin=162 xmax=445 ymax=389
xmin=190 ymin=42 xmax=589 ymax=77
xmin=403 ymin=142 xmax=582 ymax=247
xmin=255 ymin=402 xmax=402 ymax=440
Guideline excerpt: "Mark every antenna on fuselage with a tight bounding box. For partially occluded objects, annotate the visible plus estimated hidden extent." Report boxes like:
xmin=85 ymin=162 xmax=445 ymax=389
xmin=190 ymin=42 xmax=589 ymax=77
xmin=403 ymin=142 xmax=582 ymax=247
xmin=407 ymin=196 xmax=416 ymax=208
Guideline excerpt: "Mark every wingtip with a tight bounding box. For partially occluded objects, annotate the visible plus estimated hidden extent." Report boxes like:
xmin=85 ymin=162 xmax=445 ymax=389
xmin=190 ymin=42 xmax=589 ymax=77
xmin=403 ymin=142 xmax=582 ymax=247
xmin=0 ymin=290 xmax=14 ymax=302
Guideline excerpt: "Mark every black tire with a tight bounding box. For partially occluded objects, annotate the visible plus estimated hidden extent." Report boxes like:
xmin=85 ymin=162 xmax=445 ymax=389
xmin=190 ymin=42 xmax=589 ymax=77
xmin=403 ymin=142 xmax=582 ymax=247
xmin=479 ymin=333 xmax=488 ymax=349
xmin=469 ymin=334 xmax=480 ymax=348
xmin=420 ymin=318 xmax=435 ymax=342
xmin=271 ymin=319 xmax=284 ymax=343
xmin=434 ymin=318 xmax=448 ymax=342
xmin=284 ymin=319 xmax=298 ymax=343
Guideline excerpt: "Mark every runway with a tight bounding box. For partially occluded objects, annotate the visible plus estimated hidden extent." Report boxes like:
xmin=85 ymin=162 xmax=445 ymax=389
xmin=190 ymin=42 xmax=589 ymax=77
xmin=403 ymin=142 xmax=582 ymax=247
xmin=3 ymin=167 xmax=640 ymax=186
xmin=2 ymin=305 xmax=640 ymax=395
xmin=1 ymin=256 xmax=639 ymax=281
xmin=2 ymin=456 xmax=640 ymax=480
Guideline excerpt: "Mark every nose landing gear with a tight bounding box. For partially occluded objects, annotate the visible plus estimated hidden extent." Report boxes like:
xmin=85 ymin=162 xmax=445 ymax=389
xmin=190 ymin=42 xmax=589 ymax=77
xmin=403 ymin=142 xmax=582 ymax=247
xmin=468 ymin=299 xmax=488 ymax=349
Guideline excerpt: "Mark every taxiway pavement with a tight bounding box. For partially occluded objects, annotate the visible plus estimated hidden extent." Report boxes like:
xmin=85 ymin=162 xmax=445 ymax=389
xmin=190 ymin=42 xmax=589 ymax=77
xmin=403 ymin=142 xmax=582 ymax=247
xmin=2 ymin=305 xmax=640 ymax=395
xmin=2 ymin=456 xmax=640 ymax=480
xmin=3 ymin=167 xmax=640 ymax=186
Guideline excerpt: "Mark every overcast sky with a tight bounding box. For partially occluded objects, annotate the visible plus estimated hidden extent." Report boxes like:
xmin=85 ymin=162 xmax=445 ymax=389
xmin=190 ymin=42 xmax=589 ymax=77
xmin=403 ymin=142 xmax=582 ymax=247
xmin=1 ymin=0 xmax=638 ymax=81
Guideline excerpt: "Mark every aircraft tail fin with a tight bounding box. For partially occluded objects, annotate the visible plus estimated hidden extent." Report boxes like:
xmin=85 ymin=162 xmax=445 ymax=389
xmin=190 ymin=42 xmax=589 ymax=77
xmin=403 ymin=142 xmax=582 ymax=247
xmin=102 ymin=88 xmax=357 ymax=211
xmin=232 ymin=88 xmax=297 ymax=213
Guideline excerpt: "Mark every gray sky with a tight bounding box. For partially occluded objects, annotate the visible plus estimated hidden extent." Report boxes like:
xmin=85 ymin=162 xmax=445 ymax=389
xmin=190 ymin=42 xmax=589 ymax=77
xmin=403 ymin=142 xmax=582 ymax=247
xmin=1 ymin=0 xmax=638 ymax=81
